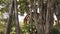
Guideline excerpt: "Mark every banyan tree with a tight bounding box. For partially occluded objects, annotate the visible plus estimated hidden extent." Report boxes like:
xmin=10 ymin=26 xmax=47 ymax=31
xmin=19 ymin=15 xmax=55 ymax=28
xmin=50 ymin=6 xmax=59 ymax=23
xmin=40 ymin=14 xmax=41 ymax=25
xmin=0 ymin=0 xmax=59 ymax=34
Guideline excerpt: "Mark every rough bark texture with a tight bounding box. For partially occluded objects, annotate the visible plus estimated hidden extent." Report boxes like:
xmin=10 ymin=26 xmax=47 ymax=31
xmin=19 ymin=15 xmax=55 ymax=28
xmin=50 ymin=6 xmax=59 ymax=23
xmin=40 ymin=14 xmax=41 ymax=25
xmin=5 ymin=0 xmax=14 ymax=34
xmin=29 ymin=0 xmax=39 ymax=34
xmin=45 ymin=0 xmax=55 ymax=34
xmin=5 ymin=0 xmax=20 ymax=34
xmin=14 ymin=0 xmax=20 ymax=34
xmin=29 ymin=0 xmax=34 ymax=34
xmin=38 ymin=0 xmax=44 ymax=34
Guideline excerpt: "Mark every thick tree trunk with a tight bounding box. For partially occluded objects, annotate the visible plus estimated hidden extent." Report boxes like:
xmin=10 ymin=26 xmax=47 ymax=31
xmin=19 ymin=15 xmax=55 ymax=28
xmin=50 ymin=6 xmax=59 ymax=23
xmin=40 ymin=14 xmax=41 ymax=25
xmin=45 ymin=0 xmax=51 ymax=33
xmin=29 ymin=0 xmax=34 ymax=34
xmin=45 ymin=0 xmax=55 ymax=34
xmin=5 ymin=0 xmax=14 ymax=34
xmin=43 ymin=1 xmax=47 ymax=34
xmin=29 ymin=0 xmax=38 ymax=34
xmin=37 ymin=0 xmax=44 ymax=34
xmin=14 ymin=0 xmax=20 ymax=34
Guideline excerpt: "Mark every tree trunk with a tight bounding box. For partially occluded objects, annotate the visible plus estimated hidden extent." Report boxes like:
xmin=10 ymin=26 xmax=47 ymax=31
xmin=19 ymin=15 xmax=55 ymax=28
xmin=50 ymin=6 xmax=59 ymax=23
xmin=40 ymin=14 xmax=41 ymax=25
xmin=29 ymin=0 xmax=34 ymax=34
xmin=37 ymin=0 xmax=44 ymax=34
xmin=5 ymin=0 xmax=14 ymax=34
xmin=45 ymin=0 xmax=55 ymax=34
xmin=14 ymin=0 xmax=20 ymax=34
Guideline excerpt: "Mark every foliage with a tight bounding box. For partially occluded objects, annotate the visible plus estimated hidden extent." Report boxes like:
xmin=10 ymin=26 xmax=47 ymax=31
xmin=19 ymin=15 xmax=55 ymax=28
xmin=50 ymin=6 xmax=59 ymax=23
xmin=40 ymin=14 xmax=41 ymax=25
xmin=20 ymin=24 xmax=30 ymax=34
xmin=10 ymin=23 xmax=30 ymax=34
xmin=0 ymin=22 xmax=6 ymax=34
xmin=50 ymin=27 xmax=60 ymax=34
xmin=0 ymin=0 xmax=60 ymax=34
xmin=18 ymin=0 xmax=29 ymax=15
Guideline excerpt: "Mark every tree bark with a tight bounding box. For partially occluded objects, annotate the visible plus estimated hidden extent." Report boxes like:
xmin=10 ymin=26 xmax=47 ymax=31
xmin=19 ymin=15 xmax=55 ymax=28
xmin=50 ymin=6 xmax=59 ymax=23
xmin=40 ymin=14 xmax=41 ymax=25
xmin=37 ymin=0 xmax=44 ymax=34
xmin=45 ymin=0 xmax=55 ymax=34
xmin=29 ymin=0 xmax=34 ymax=34
xmin=14 ymin=0 xmax=20 ymax=34
xmin=5 ymin=0 xmax=14 ymax=34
